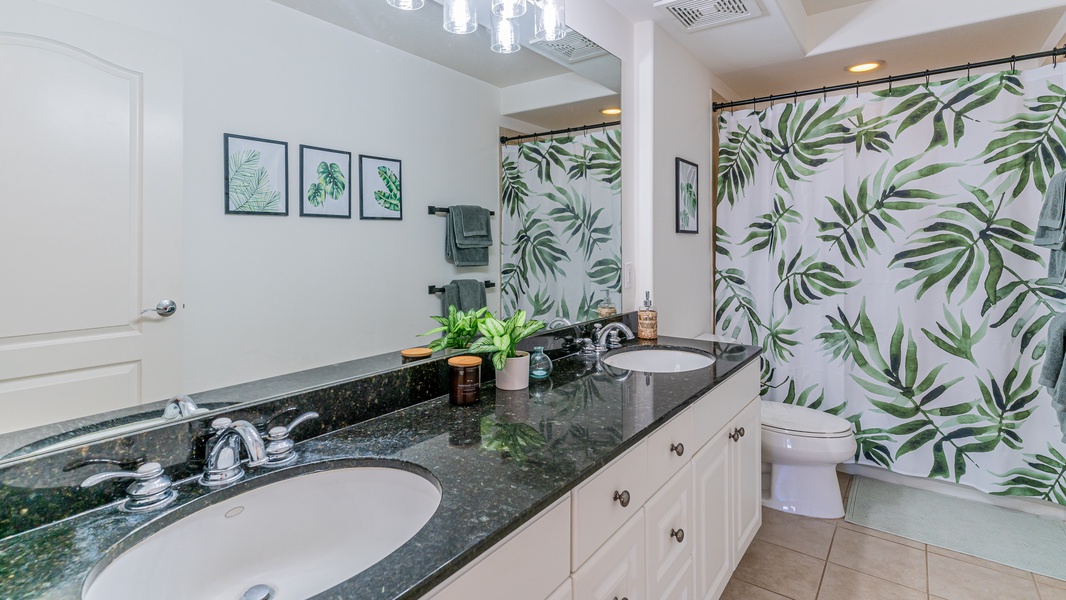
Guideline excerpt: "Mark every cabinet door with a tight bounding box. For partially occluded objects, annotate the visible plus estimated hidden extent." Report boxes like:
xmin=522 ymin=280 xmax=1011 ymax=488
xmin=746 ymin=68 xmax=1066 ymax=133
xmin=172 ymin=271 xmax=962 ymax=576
xmin=645 ymin=463 xmax=693 ymax=600
xmin=692 ymin=428 xmax=731 ymax=600
xmin=545 ymin=578 xmax=572 ymax=600
xmin=573 ymin=511 xmax=646 ymax=600
xmin=572 ymin=440 xmax=649 ymax=570
xmin=659 ymin=558 xmax=696 ymax=600
xmin=731 ymin=399 xmax=762 ymax=562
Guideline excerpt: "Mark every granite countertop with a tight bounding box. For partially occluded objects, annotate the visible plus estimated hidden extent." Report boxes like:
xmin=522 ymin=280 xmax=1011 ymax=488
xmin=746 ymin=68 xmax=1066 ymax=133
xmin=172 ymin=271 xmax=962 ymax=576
xmin=0 ymin=337 xmax=760 ymax=600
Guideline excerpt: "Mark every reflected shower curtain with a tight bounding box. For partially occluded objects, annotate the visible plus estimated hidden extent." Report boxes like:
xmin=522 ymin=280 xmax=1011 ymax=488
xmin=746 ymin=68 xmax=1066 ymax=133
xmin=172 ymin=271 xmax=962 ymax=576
xmin=501 ymin=130 xmax=622 ymax=322
xmin=715 ymin=64 xmax=1066 ymax=504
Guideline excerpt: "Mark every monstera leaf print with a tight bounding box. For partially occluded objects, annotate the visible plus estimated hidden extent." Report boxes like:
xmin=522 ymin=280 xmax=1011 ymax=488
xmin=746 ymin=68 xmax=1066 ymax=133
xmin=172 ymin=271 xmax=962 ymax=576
xmin=228 ymin=150 xmax=281 ymax=212
xmin=306 ymin=182 xmax=326 ymax=207
xmin=374 ymin=166 xmax=401 ymax=211
xmin=317 ymin=161 xmax=346 ymax=200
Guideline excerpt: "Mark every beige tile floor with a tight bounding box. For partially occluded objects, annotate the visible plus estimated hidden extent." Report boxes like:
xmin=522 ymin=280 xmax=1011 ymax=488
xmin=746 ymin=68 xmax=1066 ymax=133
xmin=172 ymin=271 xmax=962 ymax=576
xmin=724 ymin=473 xmax=1066 ymax=600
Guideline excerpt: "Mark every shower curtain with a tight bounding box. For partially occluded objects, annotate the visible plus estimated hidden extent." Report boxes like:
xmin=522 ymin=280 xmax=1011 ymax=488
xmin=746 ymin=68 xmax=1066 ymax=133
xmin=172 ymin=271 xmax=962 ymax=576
xmin=716 ymin=63 xmax=1066 ymax=504
xmin=501 ymin=129 xmax=622 ymax=322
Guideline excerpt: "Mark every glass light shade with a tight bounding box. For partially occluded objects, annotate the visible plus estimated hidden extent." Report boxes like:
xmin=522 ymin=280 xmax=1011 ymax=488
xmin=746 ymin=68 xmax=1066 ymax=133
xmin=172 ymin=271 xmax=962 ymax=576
xmin=491 ymin=0 xmax=527 ymax=18
xmin=443 ymin=0 xmax=477 ymax=34
xmin=491 ymin=14 xmax=520 ymax=54
xmin=534 ymin=0 xmax=566 ymax=42
xmin=387 ymin=0 xmax=425 ymax=10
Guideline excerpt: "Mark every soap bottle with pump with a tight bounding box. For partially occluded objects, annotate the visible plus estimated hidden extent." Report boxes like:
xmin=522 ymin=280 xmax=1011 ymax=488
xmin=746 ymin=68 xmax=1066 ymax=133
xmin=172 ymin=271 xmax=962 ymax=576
xmin=637 ymin=291 xmax=658 ymax=340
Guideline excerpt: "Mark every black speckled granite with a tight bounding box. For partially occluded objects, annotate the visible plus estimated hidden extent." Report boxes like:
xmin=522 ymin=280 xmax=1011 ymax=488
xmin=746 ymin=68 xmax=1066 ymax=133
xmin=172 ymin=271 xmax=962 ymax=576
xmin=0 ymin=334 xmax=759 ymax=600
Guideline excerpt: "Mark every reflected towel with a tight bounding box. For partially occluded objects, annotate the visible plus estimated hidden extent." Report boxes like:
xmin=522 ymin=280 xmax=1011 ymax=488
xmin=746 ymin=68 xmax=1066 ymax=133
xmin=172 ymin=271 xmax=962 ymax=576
xmin=1041 ymin=313 xmax=1066 ymax=389
xmin=452 ymin=205 xmax=491 ymax=238
xmin=441 ymin=282 xmax=461 ymax=316
xmin=444 ymin=207 xmax=491 ymax=267
xmin=454 ymin=279 xmax=487 ymax=312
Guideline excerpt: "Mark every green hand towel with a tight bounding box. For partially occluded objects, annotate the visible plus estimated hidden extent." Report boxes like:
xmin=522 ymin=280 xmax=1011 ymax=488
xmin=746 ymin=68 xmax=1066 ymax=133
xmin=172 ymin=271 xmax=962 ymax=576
xmin=441 ymin=282 xmax=461 ymax=316
xmin=453 ymin=279 xmax=487 ymax=312
xmin=445 ymin=210 xmax=489 ymax=267
xmin=451 ymin=206 xmax=492 ymax=248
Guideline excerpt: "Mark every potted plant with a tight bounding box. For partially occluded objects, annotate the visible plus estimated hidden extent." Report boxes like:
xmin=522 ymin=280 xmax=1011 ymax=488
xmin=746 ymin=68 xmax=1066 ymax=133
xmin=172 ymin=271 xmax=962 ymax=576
xmin=418 ymin=306 xmax=489 ymax=351
xmin=469 ymin=310 xmax=545 ymax=390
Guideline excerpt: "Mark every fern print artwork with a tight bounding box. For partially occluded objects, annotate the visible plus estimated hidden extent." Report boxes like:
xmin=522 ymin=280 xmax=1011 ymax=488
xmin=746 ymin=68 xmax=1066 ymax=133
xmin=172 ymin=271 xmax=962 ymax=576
xmin=359 ymin=155 xmax=402 ymax=220
xmin=501 ymin=129 xmax=622 ymax=322
xmin=224 ymin=134 xmax=287 ymax=215
xmin=715 ymin=64 xmax=1066 ymax=504
xmin=299 ymin=145 xmax=351 ymax=218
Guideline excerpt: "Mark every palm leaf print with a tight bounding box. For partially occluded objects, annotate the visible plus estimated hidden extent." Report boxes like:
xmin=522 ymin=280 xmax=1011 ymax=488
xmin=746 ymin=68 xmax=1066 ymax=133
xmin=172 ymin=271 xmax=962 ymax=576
xmin=974 ymin=361 xmax=1039 ymax=452
xmin=762 ymin=98 xmax=862 ymax=193
xmin=581 ymin=129 xmax=622 ymax=191
xmin=776 ymin=250 xmax=858 ymax=311
xmin=543 ymin=185 xmax=612 ymax=261
xmin=374 ymin=166 xmax=401 ymax=211
xmin=816 ymin=156 xmax=959 ymax=267
xmin=993 ymin=445 xmax=1066 ymax=503
xmin=508 ymin=209 xmax=569 ymax=284
xmin=501 ymin=155 xmax=530 ymax=217
xmin=228 ymin=150 xmax=281 ymax=212
xmin=976 ymin=81 xmax=1066 ymax=197
xmin=717 ymin=119 xmax=765 ymax=207
xmin=742 ymin=195 xmax=800 ymax=257
xmin=714 ymin=267 xmax=761 ymax=343
xmin=520 ymin=138 xmax=576 ymax=184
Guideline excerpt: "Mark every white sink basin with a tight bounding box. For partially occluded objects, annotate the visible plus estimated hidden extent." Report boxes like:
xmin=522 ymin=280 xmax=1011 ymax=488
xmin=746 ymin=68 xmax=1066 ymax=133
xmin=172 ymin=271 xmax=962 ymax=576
xmin=602 ymin=349 xmax=715 ymax=373
xmin=84 ymin=466 xmax=441 ymax=600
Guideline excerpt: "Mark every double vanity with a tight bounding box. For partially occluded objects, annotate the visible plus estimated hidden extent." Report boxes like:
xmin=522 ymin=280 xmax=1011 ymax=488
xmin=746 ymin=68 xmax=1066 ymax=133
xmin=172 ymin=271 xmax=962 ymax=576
xmin=0 ymin=321 xmax=760 ymax=600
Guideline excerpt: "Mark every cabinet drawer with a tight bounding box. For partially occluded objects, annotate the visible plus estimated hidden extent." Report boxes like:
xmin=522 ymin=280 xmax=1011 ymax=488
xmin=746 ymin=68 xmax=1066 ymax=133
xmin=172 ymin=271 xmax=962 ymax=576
xmin=573 ymin=510 xmax=646 ymax=600
xmin=646 ymin=463 xmax=693 ymax=600
xmin=660 ymin=558 xmax=695 ymax=600
xmin=426 ymin=496 xmax=571 ymax=600
xmin=572 ymin=440 xmax=649 ymax=570
xmin=692 ymin=362 xmax=759 ymax=451
xmin=647 ymin=407 xmax=693 ymax=494
xmin=545 ymin=578 xmax=572 ymax=600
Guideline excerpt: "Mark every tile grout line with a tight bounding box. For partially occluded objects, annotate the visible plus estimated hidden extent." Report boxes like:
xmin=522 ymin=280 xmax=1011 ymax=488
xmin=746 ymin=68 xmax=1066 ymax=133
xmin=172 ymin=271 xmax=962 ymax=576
xmin=827 ymin=520 xmax=933 ymax=595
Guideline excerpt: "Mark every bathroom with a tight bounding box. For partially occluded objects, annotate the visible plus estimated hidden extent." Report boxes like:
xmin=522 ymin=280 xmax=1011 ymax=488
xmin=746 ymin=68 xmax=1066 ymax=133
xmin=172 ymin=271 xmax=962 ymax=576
xmin=3 ymin=0 xmax=1066 ymax=599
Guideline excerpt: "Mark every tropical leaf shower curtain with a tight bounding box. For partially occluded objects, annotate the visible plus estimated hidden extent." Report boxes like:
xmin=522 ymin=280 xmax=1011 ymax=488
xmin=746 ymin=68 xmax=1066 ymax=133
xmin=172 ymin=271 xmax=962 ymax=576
xmin=715 ymin=64 xmax=1066 ymax=504
xmin=501 ymin=130 xmax=622 ymax=322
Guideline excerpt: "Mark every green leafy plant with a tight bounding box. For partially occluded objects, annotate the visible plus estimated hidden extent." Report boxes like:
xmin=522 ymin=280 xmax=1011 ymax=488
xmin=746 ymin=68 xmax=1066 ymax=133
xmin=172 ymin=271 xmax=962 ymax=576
xmin=374 ymin=166 xmax=401 ymax=211
xmin=418 ymin=306 xmax=488 ymax=352
xmin=469 ymin=310 xmax=546 ymax=371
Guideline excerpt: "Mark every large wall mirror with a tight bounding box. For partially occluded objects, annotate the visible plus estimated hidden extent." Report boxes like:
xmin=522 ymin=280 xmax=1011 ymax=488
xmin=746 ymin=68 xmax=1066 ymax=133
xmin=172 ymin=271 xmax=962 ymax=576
xmin=0 ymin=0 xmax=621 ymax=466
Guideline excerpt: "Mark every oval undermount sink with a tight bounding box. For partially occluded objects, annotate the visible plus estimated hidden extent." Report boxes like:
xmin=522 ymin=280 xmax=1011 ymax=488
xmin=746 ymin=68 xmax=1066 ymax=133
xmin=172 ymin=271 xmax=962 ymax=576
xmin=83 ymin=465 xmax=441 ymax=600
xmin=602 ymin=348 xmax=715 ymax=373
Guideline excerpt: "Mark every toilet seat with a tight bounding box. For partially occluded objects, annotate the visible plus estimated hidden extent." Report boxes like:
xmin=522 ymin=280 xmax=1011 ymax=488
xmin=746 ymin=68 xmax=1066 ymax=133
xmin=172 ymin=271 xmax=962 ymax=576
xmin=761 ymin=401 xmax=852 ymax=439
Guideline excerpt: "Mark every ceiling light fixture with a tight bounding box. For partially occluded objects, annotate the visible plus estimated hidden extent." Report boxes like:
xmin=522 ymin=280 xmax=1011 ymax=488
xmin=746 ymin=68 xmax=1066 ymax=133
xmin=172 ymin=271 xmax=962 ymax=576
xmin=491 ymin=12 xmax=520 ymax=54
xmin=534 ymin=0 xmax=566 ymax=41
xmin=492 ymin=0 xmax=527 ymax=18
xmin=601 ymin=108 xmax=621 ymax=116
xmin=387 ymin=0 xmax=425 ymax=10
xmin=443 ymin=0 xmax=477 ymax=34
xmin=847 ymin=61 xmax=884 ymax=73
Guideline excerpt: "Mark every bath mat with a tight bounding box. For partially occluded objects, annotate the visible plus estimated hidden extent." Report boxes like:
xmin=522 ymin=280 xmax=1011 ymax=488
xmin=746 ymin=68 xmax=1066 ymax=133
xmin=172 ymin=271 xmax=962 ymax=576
xmin=845 ymin=476 xmax=1066 ymax=580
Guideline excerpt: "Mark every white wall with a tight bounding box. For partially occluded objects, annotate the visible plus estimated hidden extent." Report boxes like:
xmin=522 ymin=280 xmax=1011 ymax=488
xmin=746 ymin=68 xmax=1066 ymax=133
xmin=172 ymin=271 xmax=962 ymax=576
xmin=642 ymin=23 xmax=716 ymax=338
xmin=38 ymin=0 xmax=502 ymax=393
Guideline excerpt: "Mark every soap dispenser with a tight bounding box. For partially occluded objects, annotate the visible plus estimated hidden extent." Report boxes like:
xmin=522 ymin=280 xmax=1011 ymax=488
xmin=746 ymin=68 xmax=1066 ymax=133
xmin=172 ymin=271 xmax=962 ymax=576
xmin=637 ymin=291 xmax=658 ymax=340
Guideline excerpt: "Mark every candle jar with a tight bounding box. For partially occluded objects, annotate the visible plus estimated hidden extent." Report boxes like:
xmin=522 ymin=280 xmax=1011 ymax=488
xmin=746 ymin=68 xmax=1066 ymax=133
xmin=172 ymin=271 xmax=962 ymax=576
xmin=448 ymin=356 xmax=482 ymax=406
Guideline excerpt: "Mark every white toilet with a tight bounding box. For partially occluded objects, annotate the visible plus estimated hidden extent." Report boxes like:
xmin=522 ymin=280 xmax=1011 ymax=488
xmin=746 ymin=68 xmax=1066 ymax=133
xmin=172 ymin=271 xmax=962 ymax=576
xmin=761 ymin=401 xmax=856 ymax=519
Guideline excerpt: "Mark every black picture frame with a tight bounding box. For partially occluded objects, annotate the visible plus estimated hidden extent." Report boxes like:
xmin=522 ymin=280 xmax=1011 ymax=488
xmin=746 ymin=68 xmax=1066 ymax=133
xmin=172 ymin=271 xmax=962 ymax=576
xmin=675 ymin=157 xmax=699 ymax=234
xmin=224 ymin=133 xmax=288 ymax=216
xmin=359 ymin=155 xmax=403 ymax=220
xmin=299 ymin=145 xmax=352 ymax=219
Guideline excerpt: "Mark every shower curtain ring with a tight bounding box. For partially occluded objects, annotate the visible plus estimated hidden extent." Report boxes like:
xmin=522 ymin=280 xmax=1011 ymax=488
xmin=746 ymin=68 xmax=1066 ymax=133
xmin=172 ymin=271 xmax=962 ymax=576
xmin=855 ymin=81 xmax=859 ymax=98
xmin=967 ymin=62 xmax=971 ymax=79
xmin=793 ymin=91 xmax=798 ymax=105
xmin=925 ymin=70 xmax=930 ymax=86
xmin=822 ymin=86 xmax=827 ymax=101
xmin=1055 ymin=53 xmax=1059 ymax=68
xmin=1011 ymin=55 xmax=1016 ymax=72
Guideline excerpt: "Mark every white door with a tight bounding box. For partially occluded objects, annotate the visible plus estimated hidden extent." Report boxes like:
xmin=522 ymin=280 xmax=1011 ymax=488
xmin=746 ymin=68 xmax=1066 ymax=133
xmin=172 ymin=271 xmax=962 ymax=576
xmin=693 ymin=428 xmax=731 ymax=600
xmin=731 ymin=400 xmax=762 ymax=561
xmin=0 ymin=0 xmax=183 ymax=434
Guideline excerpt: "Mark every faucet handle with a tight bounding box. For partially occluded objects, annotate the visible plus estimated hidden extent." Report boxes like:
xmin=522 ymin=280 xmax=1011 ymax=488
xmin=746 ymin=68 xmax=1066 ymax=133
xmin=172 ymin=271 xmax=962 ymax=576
xmin=80 ymin=461 xmax=176 ymax=512
xmin=264 ymin=411 xmax=319 ymax=467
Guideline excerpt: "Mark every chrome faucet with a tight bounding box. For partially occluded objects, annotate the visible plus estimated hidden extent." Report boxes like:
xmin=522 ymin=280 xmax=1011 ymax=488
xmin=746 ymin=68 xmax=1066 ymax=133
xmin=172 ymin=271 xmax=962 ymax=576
xmin=547 ymin=317 xmax=572 ymax=329
xmin=201 ymin=418 xmax=268 ymax=487
xmin=162 ymin=394 xmax=206 ymax=420
xmin=596 ymin=322 xmax=635 ymax=352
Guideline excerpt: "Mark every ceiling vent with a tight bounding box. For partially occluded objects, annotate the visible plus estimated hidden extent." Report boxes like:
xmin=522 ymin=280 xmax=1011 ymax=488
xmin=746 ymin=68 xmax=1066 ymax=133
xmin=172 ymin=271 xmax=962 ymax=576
xmin=529 ymin=29 xmax=609 ymax=64
xmin=653 ymin=0 xmax=763 ymax=31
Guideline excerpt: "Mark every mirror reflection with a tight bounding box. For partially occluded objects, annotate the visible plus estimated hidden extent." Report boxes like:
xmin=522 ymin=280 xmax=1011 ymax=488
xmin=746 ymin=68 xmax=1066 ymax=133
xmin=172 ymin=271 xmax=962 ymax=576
xmin=0 ymin=0 xmax=621 ymax=466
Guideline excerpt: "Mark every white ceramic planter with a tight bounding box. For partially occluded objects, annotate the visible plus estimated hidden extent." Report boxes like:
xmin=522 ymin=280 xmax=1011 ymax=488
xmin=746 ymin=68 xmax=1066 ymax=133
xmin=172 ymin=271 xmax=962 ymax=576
xmin=495 ymin=351 xmax=530 ymax=390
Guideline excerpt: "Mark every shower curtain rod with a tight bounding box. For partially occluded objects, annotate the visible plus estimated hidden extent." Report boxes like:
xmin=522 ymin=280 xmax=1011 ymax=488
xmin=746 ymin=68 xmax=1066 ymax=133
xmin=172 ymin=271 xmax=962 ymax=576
xmin=713 ymin=45 xmax=1066 ymax=111
xmin=500 ymin=120 xmax=621 ymax=144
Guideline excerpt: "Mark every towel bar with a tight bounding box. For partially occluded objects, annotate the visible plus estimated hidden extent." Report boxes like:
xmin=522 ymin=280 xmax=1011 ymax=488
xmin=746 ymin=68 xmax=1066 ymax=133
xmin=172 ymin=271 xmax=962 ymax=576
xmin=428 ymin=281 xmax=495 ymax=294
xmin=428 ymin=206 xmax=496 ymax=216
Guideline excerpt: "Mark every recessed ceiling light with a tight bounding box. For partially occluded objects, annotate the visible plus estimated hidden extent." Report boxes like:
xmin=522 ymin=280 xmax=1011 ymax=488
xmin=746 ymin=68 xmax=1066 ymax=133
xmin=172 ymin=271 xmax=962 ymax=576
xmin=847 ymin=61 xmax=884 ymax=74
xmin=601 ymin=108 xmax=622 ymax=116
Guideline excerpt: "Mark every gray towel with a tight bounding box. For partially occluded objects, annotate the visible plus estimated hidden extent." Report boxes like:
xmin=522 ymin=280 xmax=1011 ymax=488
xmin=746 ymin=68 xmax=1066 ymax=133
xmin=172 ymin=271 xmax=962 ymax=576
xmin=453 ymin=205 xmax=490 ymax=237
xmin=1040 ymin=313 xmax=1066 ymax=388
xmin=441 ymin=282 xmax=461 ymax=316
xmin=1051 ymin=251 xmax=1066 ymax=284
xmin=454 ymin=279 xmax=487 ymax=312
xmin=1035 ymin=171 xmax=1066 ymax=282
xmin=445 ymin=206 xmax=491 ymax=267
xmin=1038 ymin=171 xmax=1066 ymax=230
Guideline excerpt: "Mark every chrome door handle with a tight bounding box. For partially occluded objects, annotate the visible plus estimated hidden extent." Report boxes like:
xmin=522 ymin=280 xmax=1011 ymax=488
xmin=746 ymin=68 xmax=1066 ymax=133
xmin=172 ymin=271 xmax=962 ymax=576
xmin=142 ymin=299 xmax=177 ymax=317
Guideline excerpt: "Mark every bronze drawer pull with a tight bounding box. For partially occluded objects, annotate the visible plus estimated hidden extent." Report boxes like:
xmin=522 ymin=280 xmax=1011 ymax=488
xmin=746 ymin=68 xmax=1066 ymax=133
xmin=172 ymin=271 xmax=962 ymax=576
xmin=670 ymin=442 xmax=684 ymax=457
xmin=613 ymin=490 xmax=631 ymax=507
xmin=671 ymin=528 xmax=685 ymax=543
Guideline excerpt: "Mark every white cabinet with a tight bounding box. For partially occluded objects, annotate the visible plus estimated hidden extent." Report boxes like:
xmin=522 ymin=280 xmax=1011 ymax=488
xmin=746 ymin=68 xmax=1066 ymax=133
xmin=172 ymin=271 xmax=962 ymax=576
xmin=573 ymin=510 xmax=646 ymax=600
xmin=425 ymin=496 xmax=571 ymax=600
xmin=572 ymin=440 xmax=649 ymax=570
xmin=645 ymin=463 xmax=693 ymax=600
xmin=647 ymin=409 xmax=694 ymax=494
xmin=545 ymin=578 xmax=573 ymax=600
xmin=731 ymin=399 xmax=762 ymax=562
xmin=692 ymin=427 xmax=732 ymax=600
xmin=661 ymin=559 xmax=697 ymax=600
